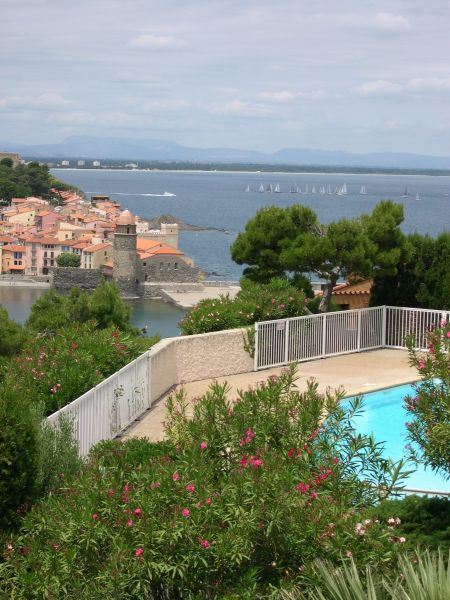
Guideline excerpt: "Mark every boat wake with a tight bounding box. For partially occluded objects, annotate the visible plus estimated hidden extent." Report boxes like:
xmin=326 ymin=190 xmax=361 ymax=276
xmin=111 ymin=192 xmax=177 ymax=197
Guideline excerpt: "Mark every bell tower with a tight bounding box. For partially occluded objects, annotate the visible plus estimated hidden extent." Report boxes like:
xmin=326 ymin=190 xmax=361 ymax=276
xmin=113 ymin=209 xmax=141 ymax=297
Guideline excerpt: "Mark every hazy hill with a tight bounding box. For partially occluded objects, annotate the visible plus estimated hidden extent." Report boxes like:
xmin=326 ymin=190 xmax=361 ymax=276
xmin=2 ymin=136 xmax=450 ymax=169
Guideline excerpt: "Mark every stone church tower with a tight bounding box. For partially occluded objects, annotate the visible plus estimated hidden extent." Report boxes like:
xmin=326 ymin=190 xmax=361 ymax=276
xmin=113 ymin=209 xmax=141 ymax=297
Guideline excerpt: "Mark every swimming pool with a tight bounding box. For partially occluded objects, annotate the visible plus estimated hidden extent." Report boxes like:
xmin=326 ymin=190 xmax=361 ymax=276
xmin=346 ymin=382 xmax=449 ymax=494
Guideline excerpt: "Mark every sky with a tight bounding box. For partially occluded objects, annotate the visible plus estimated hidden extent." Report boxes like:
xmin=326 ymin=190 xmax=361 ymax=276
xmin=1 ymin=0 xmax=450 ymax=155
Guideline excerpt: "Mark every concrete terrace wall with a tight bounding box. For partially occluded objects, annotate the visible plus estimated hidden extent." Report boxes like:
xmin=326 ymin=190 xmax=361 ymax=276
xmin=149 ymin=328 xmax=253 ymax=403
xmin=53 ymin=267 xmax=103 ymax=290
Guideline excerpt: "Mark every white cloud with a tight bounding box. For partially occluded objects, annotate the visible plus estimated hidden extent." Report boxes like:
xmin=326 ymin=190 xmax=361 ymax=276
xmin=141 ymin=99 xmax=190 ymax=112
xmin=354 ymin=80 xmax=403 ymax=96
xmin=373 ymin=12 xmax=412 ymax=32
xmin=0 ymin=93 xmax=76 ymax=111
xmin=46 ymin=111 xmax=95 ymax=125
xmin=212 ymin=99 xmax=274 ymax=117
xmin=258 ymin=90 xmax=327 ymax=103
xmin=128 ymin=34 xmax=187 ymax=50
xmin=406 ymin=77 xmax=450 ymax=93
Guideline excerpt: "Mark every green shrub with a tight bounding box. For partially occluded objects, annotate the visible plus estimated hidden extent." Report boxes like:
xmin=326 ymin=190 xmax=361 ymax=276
xmin=0 ymin=367 xmax=411 ymax=598
xmin=180 ymin=278 xmax=307 ymax=335
xmin=2 ymin=322 xmax=158 ymax=415
xmin=56 ymin=252 xmax=81 ymax=267
xmin=366 ymin=495 xmax=450 ymax=552
xmin=26 ymin=281 xmax=138 ymax=335
xmin=282 ymin=549 xmax=450 ymax=599
xmin=0 ymin=306 xmax=27 ymax=357
xmin=0 ymin=389 xmax=40 ymax=531
xmin=405 ymin=321 xmax=450 ymax=478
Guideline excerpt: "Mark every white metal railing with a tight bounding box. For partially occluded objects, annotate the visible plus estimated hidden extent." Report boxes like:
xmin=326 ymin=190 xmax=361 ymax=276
xmin=47 ymin=350 xmax=151 ymax=456
xmin=254 ymin=306 xmax=450 ymax=370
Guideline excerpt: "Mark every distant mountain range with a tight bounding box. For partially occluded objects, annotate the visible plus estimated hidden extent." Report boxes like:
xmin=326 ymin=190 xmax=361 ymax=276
xmin=2 ymin=136 xmax=450 ymax=170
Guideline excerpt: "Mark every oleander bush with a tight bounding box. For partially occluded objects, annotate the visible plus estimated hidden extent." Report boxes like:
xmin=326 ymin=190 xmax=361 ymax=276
xmin=405 ymin=320 xmax=450 ymax=478
xmin=0 ymin=322 xmax=157 ymax=415
xmin=0 ymin=367 xmax=412 ymax=599
xmin=180 ymin=278 xmax=308 ymax=335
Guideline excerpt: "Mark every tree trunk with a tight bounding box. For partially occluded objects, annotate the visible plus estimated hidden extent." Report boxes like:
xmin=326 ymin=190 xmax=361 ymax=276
xmin=318 ymin=281 xmax=334 ymax=313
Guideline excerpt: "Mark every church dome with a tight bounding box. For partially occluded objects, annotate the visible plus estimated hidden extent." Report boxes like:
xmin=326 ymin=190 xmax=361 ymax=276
xmin=117 ymin=209 xmax=135 ymax=225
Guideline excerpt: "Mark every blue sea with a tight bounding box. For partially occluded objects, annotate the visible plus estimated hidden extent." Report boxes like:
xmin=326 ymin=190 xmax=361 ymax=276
xmin=52 ymin=169 xmax=450 ymax=281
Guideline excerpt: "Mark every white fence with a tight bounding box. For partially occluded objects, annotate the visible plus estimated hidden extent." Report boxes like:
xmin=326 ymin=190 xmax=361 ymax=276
xmin=47 ymin=351 xmax=151 ymax=456
xmin=254 ymin=305 xmax=450 ymax=370
xmin=47 ymin=306 xmax=449 ymax=455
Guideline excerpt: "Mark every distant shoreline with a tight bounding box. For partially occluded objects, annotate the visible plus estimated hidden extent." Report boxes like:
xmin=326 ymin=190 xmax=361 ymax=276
xmin=52 ymin=167 xmax=450 ymax=178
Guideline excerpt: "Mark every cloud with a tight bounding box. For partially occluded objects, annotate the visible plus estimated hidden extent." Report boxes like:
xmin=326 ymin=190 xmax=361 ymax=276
xmin=212 ymin=99 xmax=274 ymax=117
xmin=0 ymin=93 xmax=76 ymax=111
xmin=406 ymin=77 xmax=450 ymax=93
xmin=141 ymin=99 xmax=190 ymax=112
xmin=342 ymin=12 xmax=412 ymax=33
xmin=353 ymin=80 xmax=403 ymax=96
xmin=258 ymin=90 xmax=327 ymax=103
xmin=46 ymin=111 xmax=95 ymax=125
xmin=128 ymin=34 xmax=187 ymax=50
xmin=373 ymin=12 xmax=412 ymax=32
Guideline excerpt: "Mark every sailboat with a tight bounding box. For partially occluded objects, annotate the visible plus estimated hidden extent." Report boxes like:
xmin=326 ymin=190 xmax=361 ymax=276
xmin=305 ymin=184 xmax=309 ymax=194
xmin=274 ymin=183 xmax=281 ymax=193
xmin=266 ymin=184 xmax=273 ymax=192
xmin=341 ymin=183 xmax=348 ymax=195
xmin=360 ymin=185 xmax=367 ymax=195
xmin=319 ymin=185 xmax=325 ymax=194
xmin=416 ymin=192 xmax=421 ymax=201
xmin=245 ymin=185 xmax=251 ymax=193
xmin=402 ymin=186 xmax=409 ymax=197
xmin=259 ymin=184 xmax=264 ymax=193
xmin=312 ymin=185 xmax=316 ymax=194
xmin=327 ymin=184 xmax=332 ymax=194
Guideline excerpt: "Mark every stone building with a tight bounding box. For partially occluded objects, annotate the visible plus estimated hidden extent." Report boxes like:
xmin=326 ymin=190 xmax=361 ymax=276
xmin=112 ymin=210 xmax=141 ymax=298
xmin=112 ymin=209 xmax=202 ymax=297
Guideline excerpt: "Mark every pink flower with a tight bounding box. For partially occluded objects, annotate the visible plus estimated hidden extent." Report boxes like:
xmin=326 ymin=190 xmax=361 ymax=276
xmin=332 ymin=457 xmax=339 ymax=464
xmin=197 ymin=501 xmax=202 ymax=508
xmin=398 ymin=536 xmax=406 ymax=543
xmin=310 ymin=492 xmax=318 ymax=500
xmin=355 ymin=523 xmax=366 ymax=536
xmin=134 ymin=547 xmax=144 ymax=557
xmin=186 ymin=483 xmax=195 ymax=493
xmin=345 ymin=550 xmax=353 ymax=558
xmin=150 ymin=481 xmax=161 ymax=489
xmin=200 ymin=441 xmax=208 ymax=450
xmin=52 ymin=543 xmax=60 ymax=550
xmin=205 ymin=498 xmax=212 ymax=505
xmin=446 ymin=331 xmax=450 ymax=338
xmin=172 ymin=472 xmax=181 ymax=481
xmin=107 ymin=488 xmax=115 ymax=497
xmin=295 ymin=483 xmax=310 ymax=494
xmin=181 ymin=508 xmax=190 ymax=517
xmin=133 ymin=508 xmax=142 ymax=517
xmin=127 ymin=518 xmax=134 ymax=527
xmin=121 ymin=494 xmax=129 ymax=503
xmin=198 ymin=538 xmax=210 ymax=548
xmin=239 ymin=455 xmax=248 ymax=467
xmin=92 ymin=513 xmax=98 ymax=520
xmin=249 ymin=456 xmax=263 ymax=468
xmin=123 ymin=484 xmax=130 ymax=492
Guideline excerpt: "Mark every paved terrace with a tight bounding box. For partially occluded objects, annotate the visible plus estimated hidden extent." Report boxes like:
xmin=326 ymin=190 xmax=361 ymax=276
xmin=125 ymin=349 xmax=416 ymax=442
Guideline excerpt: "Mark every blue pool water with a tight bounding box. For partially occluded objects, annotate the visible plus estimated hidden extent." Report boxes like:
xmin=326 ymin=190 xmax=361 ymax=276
xmin=346 ymin=383 xmax=449 ymax=494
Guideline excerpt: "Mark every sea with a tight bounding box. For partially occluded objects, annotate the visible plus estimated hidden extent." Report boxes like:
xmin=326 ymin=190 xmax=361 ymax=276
xmin=1 ymin=169 xmax=449 ymax=336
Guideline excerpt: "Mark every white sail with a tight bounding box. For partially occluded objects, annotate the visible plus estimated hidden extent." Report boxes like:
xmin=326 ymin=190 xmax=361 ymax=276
xmin=259 ymin=184 xmax=264 ymax=193
xmin=305 ymin=184 xmax=309 ymax=193
xmin=327 ymin=184 xmax=332 ymax=194
xmin=245 ymin=185 xmax=250 ymax=192
xmin=360 ymin=185 xmax=367 ymax=195
xmin=274 ymin=183 xmax=281 ymax=193
xmin=312 ymin=185 xmax=316 ymax=194
xmin=342 ymin=183 xmax=348 ymax=194
xmin=416 ymin=192 xmax=420 ymax=200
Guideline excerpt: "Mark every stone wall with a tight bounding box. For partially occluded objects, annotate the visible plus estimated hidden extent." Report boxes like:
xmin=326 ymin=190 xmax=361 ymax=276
xmin=140 ymin=255 xmax=202 ymax=284
xmin=53 ymin=267 xmax=103 ymax=290
xmin=149 ymin=328 xmax=253 ymax=403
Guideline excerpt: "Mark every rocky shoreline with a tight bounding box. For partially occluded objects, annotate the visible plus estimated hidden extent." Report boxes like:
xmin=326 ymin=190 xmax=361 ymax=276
xmin=145 ymin=214 xmax=228 ymax=233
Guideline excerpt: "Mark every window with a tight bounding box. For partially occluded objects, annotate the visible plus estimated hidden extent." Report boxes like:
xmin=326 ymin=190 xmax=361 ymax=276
xmin=160 ymin=262 xmax=163 ymax=269
xmin=174 ymin=262 xmax=178 ymax=270
xmin=50 ymin=252 xmax=54 ymax=258
xmin=143 ymin=262 xmax=146 ymax=266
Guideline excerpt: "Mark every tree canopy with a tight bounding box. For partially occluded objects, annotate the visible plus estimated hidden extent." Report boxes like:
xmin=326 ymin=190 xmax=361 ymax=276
xmin=56 ymin=253 xmax=81 ymax=267
xmin=0 ymin=161 xmax=71 ymax=204
xmin=231 ymin=201 xmax=405 ymax=312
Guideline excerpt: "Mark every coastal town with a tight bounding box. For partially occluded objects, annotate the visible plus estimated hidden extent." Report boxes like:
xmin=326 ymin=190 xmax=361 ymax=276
xmin=0 ymin=179 xmax=203 ymax=298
